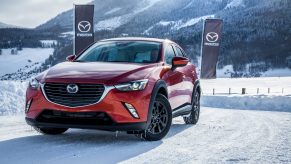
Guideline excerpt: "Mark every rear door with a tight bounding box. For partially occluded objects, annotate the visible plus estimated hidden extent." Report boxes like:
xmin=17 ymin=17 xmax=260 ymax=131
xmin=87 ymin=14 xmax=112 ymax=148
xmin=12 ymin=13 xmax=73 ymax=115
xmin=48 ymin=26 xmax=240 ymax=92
xmin=172 ymin=45 xmax=194 ymax=105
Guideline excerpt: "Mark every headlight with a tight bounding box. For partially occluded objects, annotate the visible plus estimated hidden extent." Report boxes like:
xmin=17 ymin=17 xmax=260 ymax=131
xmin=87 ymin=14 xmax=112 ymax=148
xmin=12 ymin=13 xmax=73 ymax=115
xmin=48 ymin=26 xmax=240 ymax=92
xmin=29 ymin=78 xmax=40 ymax=89
xmin=114 ymin=79 xmax=148 ymax=91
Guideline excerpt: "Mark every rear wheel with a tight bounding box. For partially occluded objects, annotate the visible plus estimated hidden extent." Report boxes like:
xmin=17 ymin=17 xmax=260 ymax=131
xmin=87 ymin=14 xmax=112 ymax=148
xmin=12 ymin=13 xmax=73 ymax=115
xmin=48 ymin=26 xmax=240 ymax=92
xmin=137 ymin=94 xmax=172 ymax=141
xmin=183 ymin=90 xmax=200 ymax=124
xmin=34 ymin=127 xmax=68 ymax=135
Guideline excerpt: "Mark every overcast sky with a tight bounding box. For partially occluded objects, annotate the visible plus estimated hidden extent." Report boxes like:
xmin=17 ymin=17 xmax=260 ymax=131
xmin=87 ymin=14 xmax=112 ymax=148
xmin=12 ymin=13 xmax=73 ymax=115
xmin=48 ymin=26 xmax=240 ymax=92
xmin=0 ymin=0 xmax=92 ymax=28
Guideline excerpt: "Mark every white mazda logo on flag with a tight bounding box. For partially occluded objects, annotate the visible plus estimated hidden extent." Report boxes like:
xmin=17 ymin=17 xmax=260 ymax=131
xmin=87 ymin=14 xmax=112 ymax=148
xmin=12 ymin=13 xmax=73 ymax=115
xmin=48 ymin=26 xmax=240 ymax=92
xmin=78 ymin=21 xmax=91 ymax=33
xmin=206 ymin=32 xmax=219 ymax=43
xmin=67 ymin=84 xmax=79 ymax=94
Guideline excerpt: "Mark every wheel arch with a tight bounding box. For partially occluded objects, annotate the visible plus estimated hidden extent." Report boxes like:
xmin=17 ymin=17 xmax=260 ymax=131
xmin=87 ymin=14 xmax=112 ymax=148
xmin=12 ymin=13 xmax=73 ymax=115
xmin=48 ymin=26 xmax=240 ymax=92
xmin=146 ymin=80 xmax=169 ymax=127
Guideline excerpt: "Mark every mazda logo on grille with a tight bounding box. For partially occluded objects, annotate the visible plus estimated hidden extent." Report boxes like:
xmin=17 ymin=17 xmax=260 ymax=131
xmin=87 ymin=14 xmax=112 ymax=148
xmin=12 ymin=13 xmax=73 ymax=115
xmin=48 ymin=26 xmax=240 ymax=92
xmin=206 ymin=32 xmax=219 ymax=43
xmin=78 ymin=21 xmax=91 ymax=33
xmin=67 ymin=84 xmax=79 ymax=94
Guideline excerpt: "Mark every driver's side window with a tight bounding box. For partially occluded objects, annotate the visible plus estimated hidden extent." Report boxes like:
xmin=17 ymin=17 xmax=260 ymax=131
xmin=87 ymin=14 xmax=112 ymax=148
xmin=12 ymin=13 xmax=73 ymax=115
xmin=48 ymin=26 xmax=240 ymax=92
xmin=165 ymin=44 xmax=175 ymax=65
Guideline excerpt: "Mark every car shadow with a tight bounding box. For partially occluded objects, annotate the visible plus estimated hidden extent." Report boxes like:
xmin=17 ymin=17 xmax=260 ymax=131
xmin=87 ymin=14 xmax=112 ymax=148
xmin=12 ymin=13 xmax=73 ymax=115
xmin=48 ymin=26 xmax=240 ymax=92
xmin=0 ymin=121 xmax=192 ymax=164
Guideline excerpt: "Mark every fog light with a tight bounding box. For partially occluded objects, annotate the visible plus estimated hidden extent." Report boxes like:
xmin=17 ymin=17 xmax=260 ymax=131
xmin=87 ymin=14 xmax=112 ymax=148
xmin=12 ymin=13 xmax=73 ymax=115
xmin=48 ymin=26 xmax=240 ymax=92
xmin=124 ymin=103 xmax=139 ymax=119
xmin=25 ymin=99 xmax=32 ymax=113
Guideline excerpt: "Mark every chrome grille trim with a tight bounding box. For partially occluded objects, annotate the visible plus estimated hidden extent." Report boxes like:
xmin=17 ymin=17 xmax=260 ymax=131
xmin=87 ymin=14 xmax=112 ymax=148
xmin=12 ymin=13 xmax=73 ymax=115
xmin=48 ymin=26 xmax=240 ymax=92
xmin=41 ymin=83 xmax=114 ymax=108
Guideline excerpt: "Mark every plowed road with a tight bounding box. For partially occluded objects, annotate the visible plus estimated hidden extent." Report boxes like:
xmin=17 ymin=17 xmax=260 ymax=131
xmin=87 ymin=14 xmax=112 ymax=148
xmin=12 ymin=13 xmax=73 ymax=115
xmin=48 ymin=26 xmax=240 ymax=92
xmin=0 ymin=107 xmax=290 ymax=164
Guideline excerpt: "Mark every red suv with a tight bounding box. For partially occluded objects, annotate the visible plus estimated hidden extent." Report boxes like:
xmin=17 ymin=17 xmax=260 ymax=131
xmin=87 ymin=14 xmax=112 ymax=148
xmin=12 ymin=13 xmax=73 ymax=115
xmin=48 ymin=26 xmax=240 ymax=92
xmin=25 ymin=37 xmax=201 ymax=141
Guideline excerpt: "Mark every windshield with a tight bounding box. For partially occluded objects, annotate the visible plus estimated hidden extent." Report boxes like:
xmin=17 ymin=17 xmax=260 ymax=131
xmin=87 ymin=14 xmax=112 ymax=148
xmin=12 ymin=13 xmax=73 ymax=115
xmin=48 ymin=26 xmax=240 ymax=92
xmin=75 ymin=41 xmax=162 ymax=63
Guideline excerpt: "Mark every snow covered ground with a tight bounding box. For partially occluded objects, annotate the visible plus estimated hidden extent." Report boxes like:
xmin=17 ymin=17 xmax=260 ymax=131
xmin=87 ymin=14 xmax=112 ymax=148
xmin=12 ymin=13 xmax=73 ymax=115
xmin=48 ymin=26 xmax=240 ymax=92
xmin=201 ymin=77 xmax=291 ymax=95
xmin=0 ymin=77 xmax=290 ymax=163
xmin=0 ymin=48 xmax=54 ymax=76
xmin=201 ymin=77 xmax=291 ymax=112
xmin=1 ymin=77 xmax=291 ymax=115
xmin=216 ymin=65 xmax=291 ymax=78
xmin=0 ymin=107 xmax=290 ymax=164
xmin=0 ymin=81 xmax=27 ymax=115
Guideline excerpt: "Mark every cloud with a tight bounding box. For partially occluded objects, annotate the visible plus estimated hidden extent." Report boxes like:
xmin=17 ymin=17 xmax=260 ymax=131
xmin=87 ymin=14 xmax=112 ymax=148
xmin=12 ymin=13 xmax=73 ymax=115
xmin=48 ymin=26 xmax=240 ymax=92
xmin=0 ymin=0 xmax=92 ymax=28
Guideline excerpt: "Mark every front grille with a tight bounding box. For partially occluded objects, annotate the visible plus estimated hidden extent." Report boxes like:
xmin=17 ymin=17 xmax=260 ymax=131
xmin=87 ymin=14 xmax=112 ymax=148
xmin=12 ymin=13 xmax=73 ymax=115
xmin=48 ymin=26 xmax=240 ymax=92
xmin=36 ymin=110 xmax=113 ymax=125
xmin=44 ymin=83 xmax=105 ymax=107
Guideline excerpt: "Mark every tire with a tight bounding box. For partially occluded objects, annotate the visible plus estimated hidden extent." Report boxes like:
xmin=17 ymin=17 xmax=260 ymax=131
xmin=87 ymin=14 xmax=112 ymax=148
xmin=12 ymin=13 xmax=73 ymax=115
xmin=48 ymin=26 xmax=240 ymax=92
xmin=34 ymin=127 xmax=68 ymax=135
xmin=138 ymin=94 xmax=172 ymax=141
xmin=183 ymin=90 xmax=200 ymax=125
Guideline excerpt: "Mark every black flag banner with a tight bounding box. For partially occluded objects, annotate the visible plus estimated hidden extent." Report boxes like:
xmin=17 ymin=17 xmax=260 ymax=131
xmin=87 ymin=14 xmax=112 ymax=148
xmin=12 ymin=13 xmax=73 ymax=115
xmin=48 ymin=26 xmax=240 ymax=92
xmin=74 ymin=5 xmax=94 ymax=55
xmin=200 ymin=19 xmax=223 ymax=79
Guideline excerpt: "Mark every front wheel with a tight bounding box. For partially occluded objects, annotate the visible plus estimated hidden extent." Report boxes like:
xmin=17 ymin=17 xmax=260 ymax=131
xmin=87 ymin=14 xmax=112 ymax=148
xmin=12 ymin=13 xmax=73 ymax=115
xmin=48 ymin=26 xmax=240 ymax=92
xmin=183 ymin=91 xmax=200 ymax=124
xmin=34 ymin=127 xmax=68 ymax=135
xmin=138 ymin=94 xmax=172 ymax=141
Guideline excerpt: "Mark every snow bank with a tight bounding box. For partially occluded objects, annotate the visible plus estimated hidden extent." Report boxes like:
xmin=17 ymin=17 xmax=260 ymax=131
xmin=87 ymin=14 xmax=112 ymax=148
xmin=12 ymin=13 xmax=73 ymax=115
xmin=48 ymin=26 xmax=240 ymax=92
xmin=201 ymin=95 xmax=291 ymax=112
xmin=201 ymin=77 xmax=291 ymax=95
xmin=262 ymin=68 xmax=291 ymax=77
xmin=1 ymin=77 xmax=291 ymax=115
xmin=0 ymin=81 xmax=27 ymax=115
xmin=215 ymin=65 xmax=291 ymax=78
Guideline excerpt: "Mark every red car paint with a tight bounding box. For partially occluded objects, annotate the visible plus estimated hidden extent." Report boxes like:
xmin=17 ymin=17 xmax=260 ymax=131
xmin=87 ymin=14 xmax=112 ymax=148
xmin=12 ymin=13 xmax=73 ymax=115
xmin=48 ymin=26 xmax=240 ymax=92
xmin=25 ymin=37 xmax=199 ymax=130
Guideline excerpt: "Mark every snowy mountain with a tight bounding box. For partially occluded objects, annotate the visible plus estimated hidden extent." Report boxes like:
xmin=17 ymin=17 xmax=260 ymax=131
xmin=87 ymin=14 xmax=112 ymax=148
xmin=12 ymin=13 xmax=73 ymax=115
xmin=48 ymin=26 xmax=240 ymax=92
xmin=0 ymin=0 xmax=290 ymax=77
xmin=35 ymin=0 xmax=291 ymax=72
xmin=0 ymin=22 xmax=19 ymax=29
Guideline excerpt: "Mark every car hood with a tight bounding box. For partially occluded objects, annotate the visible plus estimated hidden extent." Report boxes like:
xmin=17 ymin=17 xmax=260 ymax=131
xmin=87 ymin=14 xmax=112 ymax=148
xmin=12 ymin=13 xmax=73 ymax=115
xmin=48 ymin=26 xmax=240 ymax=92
xmin=41 ymin=62 xmax=157 ymax=85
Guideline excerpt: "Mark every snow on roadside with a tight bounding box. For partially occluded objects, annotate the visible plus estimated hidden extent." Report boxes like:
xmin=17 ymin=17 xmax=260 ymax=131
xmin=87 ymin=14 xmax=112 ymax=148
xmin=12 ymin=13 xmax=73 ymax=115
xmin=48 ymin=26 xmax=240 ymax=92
xmin=0 ymin=81 xmax=27 ymax=115
xmin=1 ymin=77 xmax=291 ymax=115
xmin=201 ymin=95 xmax=291 ymax=112
xmin=201 ymin=77 xmax=291 ymax=95
xmin=200 ymin=77 xmax=291 ymax=112
xmin=216 ymin=65 xmax=291 ymax=78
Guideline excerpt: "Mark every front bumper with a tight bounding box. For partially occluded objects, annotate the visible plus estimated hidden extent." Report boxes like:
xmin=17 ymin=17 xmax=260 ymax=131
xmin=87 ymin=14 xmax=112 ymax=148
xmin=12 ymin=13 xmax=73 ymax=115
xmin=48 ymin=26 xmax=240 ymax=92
xmin=25 ymin=117 xmax=147 ymax=131
xmin=25 ymin=82 xmax=153 ymax=130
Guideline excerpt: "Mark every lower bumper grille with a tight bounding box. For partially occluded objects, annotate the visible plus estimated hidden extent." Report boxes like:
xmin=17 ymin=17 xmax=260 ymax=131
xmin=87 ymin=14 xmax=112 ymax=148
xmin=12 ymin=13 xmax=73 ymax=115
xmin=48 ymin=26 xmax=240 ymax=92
xmin=36 ymin=110 xmax=113 ymax=126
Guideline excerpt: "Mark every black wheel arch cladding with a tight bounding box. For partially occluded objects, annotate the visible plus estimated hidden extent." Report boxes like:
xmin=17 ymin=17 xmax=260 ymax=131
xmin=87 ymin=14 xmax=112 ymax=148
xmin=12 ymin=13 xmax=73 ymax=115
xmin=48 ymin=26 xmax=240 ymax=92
xmin=146 ymin=80 xmax=169 ymax=127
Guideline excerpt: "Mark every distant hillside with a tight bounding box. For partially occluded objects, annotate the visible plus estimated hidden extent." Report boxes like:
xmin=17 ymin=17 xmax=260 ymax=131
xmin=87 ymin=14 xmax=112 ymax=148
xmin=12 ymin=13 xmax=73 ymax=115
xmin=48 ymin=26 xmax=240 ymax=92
xmin=0 ymin=22 xmax=20 ymax=29
xmin=36 ymin=0 xmax=291 ymax=71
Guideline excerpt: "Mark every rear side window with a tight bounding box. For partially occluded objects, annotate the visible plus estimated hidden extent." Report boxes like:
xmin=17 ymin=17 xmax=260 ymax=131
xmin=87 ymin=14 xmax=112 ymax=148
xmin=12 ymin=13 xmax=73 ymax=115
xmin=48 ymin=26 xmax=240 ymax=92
xmin=165 ymin=45 xmax=175 ymax=65
xmin=174 ymin=46 xmax=184 ymax=57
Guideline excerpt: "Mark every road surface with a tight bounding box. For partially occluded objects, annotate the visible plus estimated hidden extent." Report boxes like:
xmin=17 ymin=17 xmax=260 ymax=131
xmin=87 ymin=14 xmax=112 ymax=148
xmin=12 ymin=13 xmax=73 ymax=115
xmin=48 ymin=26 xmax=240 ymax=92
xmin=0 ymin=107 xmax=290 ymax=164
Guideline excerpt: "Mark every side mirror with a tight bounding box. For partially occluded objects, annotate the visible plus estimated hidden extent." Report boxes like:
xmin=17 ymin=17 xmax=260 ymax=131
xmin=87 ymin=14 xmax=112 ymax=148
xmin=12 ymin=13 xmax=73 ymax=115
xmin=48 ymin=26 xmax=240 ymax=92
xmin=66 ymin=55 xmax=76 ymax=62
xmin=172 ymin=56 xmax=189 ymax=68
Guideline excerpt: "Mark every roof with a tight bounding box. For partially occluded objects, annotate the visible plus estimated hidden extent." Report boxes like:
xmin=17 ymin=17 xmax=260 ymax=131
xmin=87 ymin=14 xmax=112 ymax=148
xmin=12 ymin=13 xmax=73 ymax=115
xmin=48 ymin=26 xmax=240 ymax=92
xmin=100 ymin=37 xmax=174 ymax=43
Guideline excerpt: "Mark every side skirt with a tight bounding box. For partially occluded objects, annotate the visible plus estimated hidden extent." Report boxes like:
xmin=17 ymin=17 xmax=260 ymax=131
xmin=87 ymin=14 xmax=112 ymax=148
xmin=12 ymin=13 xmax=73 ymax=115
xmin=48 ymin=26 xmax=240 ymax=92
xmin=172 ymin=103 xmax=192 ymax=118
